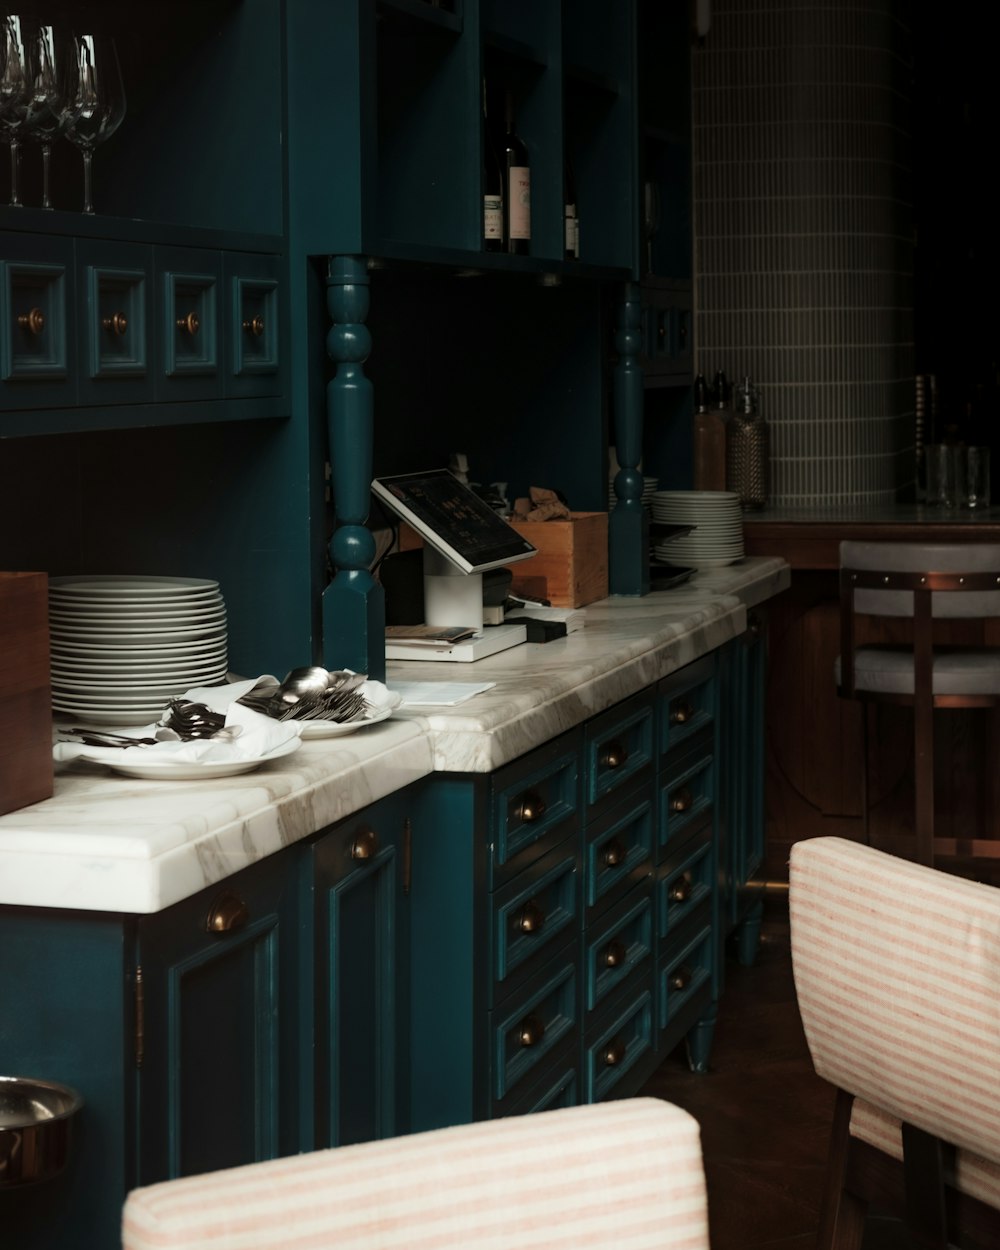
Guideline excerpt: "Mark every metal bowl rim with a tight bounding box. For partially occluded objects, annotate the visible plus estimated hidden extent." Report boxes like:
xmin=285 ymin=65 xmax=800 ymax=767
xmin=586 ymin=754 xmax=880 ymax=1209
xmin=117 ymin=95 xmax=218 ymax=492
xmin=0 ymin=1075 xmax=85 ymax=1126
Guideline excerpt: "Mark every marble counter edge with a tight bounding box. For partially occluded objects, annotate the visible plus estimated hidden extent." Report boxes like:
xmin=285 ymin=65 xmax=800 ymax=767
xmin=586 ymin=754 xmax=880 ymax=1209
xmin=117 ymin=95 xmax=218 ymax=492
xmin=0 ymin=557 xmax=789 ymax=914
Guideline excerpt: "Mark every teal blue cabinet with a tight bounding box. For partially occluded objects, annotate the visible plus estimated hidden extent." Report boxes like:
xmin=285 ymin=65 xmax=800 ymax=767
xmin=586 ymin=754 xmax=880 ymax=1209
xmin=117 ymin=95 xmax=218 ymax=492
xmin=311 ymin=792 xmax=412 ymax=1149
xmin=0 ymin=788 xmax=417 ymax=1250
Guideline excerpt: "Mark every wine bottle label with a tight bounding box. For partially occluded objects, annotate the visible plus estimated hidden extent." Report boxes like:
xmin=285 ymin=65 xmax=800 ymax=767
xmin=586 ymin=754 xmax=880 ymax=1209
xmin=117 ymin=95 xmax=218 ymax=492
xmin=508 ymin=166 xmax=530 ymax=239
xmin=484 ymin=194 xmax=502 ymax=241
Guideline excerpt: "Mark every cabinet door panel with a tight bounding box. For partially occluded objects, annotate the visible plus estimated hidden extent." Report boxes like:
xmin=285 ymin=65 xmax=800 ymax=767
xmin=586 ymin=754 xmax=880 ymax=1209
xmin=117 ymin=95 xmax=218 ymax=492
xmin=1 ymin=233 xmax=75 ymax=412
xmin=312 ymin=794 xmax=410 ymax=1147
xmin=136 ymin=860 xmax=301 ymax=1183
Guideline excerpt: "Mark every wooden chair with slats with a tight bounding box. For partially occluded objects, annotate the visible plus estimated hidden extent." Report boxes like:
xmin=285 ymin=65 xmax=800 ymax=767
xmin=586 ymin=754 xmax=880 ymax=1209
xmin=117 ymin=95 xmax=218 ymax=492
xmin=790 ymin=835 xmax=1000 ymax=1250
xmin=836 ymin=540 xmax=1000 ymax=866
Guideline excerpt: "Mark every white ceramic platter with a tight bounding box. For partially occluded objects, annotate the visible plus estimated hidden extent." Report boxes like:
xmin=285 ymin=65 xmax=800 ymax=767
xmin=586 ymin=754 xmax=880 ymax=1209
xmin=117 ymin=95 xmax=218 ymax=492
xmin=49 ymin=576 xmax=220 ymax=597
xmin=101 ymin=738 xmax=302 ymax=780
xmin=296 ymin=706 xmax=394 ymax=738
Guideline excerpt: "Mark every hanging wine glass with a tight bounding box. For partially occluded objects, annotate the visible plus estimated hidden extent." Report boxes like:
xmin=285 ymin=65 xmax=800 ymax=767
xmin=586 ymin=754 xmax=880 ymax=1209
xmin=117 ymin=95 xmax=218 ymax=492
xmin=0 ymin=14 xmax=30 ymax=207
xmin=22 ymin=22 xmax=67 ymax=210
xmin=63 ymin=32 xmax=126 ymax=215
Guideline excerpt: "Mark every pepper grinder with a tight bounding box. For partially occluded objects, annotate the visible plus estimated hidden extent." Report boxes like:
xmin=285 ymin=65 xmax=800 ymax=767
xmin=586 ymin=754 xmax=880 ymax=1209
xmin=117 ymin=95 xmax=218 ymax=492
xmin=692 ymin=373 xmax=726 ymax=491
xmin=726 ymin=376 xmax=768 ymax=510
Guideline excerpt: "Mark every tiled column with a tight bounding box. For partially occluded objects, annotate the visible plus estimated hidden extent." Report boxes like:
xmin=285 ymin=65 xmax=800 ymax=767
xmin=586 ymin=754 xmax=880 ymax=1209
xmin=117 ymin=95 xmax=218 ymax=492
xmin=693 ymin=0 xmax=914 ymax=507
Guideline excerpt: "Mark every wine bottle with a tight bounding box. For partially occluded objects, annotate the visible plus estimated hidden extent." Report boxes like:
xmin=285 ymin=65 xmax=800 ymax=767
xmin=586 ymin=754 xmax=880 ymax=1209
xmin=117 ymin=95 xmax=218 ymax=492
xmin=482 ymin=80 xmax=503 ymax=252
xmin=564 ymin=155 xmax=579 ymax=260
xmin=503 ymin=92 xmax=530 ymax=254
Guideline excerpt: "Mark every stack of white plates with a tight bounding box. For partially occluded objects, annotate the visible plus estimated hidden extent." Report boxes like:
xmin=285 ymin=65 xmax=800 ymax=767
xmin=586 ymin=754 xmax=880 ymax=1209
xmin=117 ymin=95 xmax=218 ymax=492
xmin=49 ymin=576 xmax=228 ymax=725
xmin=650 ymin=491 xmax=745 ymax=568
xmin=609 ymin=474 xmax=659 ymax=511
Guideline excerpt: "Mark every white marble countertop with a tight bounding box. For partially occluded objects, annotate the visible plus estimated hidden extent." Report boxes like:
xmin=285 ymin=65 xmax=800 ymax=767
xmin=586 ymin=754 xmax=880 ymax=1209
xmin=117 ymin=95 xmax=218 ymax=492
xmin=0 ymin=558 xmax=788 ymax=915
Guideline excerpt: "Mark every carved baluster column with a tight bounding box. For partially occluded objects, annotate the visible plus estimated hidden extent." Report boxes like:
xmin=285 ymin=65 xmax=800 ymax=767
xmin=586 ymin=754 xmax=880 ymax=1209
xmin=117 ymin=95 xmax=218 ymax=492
xmin=322 ymin=255 xmax=385 ymax=680
xmin=609 ymin=281 xmax=649 ymax=596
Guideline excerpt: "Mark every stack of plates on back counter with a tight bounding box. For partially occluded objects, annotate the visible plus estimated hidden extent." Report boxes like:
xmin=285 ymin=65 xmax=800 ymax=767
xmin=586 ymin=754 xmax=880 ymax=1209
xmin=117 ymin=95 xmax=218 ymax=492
xmin=49 ymin=575 xmax=228 ymax=726
xmin=650 ymin=491 xmax=745 ymax=568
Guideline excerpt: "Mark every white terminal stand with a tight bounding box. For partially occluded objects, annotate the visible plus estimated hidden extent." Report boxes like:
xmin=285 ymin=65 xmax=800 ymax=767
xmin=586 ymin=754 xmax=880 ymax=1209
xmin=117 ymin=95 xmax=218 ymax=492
xmin=385 ymin=547 xmax=528 ymax=663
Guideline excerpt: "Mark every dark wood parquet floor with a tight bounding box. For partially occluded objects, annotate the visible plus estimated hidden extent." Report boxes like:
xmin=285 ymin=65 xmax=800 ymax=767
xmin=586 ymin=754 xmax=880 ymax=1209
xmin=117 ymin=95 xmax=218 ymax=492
xmin=639 ymin=897 xmax=911 ymax=1250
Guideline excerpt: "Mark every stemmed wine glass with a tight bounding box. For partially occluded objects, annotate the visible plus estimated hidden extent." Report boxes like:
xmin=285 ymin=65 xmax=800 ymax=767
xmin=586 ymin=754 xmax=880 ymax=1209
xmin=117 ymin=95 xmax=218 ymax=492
xmin=22 ymin=22 xmax=67 ymax=211
xmin=63 ymin=32 xmax=125 ymax=215
xmin=0 ymin=14 xmax=29 ymax=207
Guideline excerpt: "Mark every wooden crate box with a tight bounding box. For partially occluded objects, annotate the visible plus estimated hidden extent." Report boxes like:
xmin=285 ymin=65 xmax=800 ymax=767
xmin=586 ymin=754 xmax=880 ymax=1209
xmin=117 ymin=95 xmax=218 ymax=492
xmin=0 ymin=571 xmax=53 ymax=816
xmin=508 ymin=512 xmax=609 ymax=608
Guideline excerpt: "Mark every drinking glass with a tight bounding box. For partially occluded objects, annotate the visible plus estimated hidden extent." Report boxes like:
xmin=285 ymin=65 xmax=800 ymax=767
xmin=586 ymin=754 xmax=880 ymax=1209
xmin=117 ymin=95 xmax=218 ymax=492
xmin=63 ymin=32 xmax=126 ymax=215
xmin=0 ymin=14 xmax=29 ymax=207
xmin=22 ymin=22 xmax=67 ymax=210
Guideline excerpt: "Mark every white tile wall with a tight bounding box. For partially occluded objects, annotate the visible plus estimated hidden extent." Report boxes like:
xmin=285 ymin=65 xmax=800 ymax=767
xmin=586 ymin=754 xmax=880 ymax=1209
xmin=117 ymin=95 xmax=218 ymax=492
xmin=692 ymin=0 xmax=914 ymax=507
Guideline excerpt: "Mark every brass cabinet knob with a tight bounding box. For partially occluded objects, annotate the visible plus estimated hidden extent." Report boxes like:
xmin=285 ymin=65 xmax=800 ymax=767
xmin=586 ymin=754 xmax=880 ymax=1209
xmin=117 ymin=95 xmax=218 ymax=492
xmin=518 ymin=1015 xmax=545 ymax=1048
xmin=603 ymin=1036 xmax=627 ymax=1067
xmin=669 ymin=699 xmax=694 ymax=725
xmin=604 ymin=938 xmax=627 ymax=969
xmin=242 ymin=314 xmax=265 ymax=337
xmin=102 ymin=311 xmax=128 ymax=336
xmin=515 ymin=900 xmax=546 ymax=935
xmin=515 ymin=789 xmax=546 ymax=823
xmin=602 ymin=836 xmax=626 ymax=868
xmin=206 ymin=890 xmax=249 ymax=933
xmin=669 ymin=787 xmax=693 ymax=814
xmin=668 ymin=873 xmax=692 ymax=904
xmin=17 ymin=307 xmax=45 ymax=336
xmin=350 ymin=826 xmax=379 ymax=860
xmin=669 ymin=965 xmax=692 ymax=992
xmin=176 ymin=311 xmax=200 ymax=336
xmin=600 ymin=738 xmax=628 ymax=769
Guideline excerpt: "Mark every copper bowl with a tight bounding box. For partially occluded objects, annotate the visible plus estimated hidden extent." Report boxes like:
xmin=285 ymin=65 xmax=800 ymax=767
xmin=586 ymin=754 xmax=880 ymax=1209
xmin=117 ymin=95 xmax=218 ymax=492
xmin=0 ymin=1075 xmax=83 ymax=1187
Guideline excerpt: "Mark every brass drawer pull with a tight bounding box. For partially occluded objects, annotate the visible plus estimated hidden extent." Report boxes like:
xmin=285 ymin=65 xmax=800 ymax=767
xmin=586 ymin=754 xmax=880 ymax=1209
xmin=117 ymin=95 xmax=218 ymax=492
xmin=669 ymin=699 xmax=694 ymax=725
xmin=17 ymin=307 xmax=45 ymax=336
xmin=518 ymin=1015 xmax=545 ymax=1048
xmin=600 ymin=738 xmax=628 ymax=769
xmin=670 ymin=787 xmax=693 ymax=814
xmin=350 ymin=826 xmax=379 ymax=860
xmin=604 ymin=938 xmax=627 ymax=969
xmin=176 ymin=311 xmax=200 ymax=336
xmin=243 ymin=314 xmax=265 ymax=337
xmin=515 ymin=790 xmax=546 ymax=823
xmin=668 ymin=873 xmax=692 ymax=904
xmin=515 ymin=900 xmax=546 ymax=935
xmin=602 ymin=836 xmax=626 ymax=868
xmin=206 ymin=890 xmax=248 ymax=934
xmin=102 ymin=311 xmax=128 ymax=336
xmin=670 ymin=965 xmax=692 ymax=992
xmin=603 ymin=1036 xmax=627 ymax=1067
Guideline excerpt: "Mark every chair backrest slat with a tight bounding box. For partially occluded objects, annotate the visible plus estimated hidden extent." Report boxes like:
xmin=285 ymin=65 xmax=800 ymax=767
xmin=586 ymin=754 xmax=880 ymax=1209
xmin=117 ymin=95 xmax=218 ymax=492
xmin=840 ymin=541 xmax=1000 ymax=619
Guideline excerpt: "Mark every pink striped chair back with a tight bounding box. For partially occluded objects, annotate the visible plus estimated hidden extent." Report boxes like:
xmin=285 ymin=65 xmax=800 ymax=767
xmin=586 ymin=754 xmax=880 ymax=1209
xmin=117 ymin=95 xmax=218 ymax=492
xmin=122 ymin=1097 xmax=709 ymax=1250
xmin=789 ymin=836 xmax=1000 ymax=1170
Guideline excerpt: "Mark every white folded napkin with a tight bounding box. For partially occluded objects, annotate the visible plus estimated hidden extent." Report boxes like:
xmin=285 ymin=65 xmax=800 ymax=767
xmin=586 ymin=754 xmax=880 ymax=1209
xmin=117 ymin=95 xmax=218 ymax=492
xmin=54 ymin=696 xmax=300 ymax=766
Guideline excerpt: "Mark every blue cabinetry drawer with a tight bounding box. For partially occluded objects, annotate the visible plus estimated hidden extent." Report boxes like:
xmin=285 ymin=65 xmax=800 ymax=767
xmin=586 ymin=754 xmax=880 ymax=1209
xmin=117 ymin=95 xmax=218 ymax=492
xmin=491 ymin=958 xmax=576 ymax=1104
xmin=1 ymin=234 xmax=74 ymax=411
xmin=584 ymin=988 xmax=654 ymax=1102
xmin=584 ymin=690 xmax=655 ymax=812
xmin=157 ymin=245 xmax=223 ymax=400
xmin=489 ymin=732 xmax=580 ymax=888
xmin=584 ymin=887 xmax=654 ymax=1013
xmin=224 ymin=252 xmax=281 ymax=398
xmin=658 ymin=653 xmax=716 ymax=756
xmin=657 ymin=824 xmax=713 ymax=941
xmin=77 ymin=238 xmax=154 ymax=407
xmin=583 ymin=794 xmax=654 ymax=914
xmin=501 ymin=1051 xmax=579 ymax=1116
xmin=658 ymin=751 xmax=714 ymax=854
xmin=491 ymin=838 xmax=578 ymax=997
xmin=658 ymin=924 xmax=712 ymax=1033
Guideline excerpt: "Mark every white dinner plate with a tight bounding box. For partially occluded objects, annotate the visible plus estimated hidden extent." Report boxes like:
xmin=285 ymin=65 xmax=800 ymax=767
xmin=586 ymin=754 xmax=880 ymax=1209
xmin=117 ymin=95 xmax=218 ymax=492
xmin=49 ymin=576 xmax=220 ymax=597
xmin=296 ymin=706 xmax=394 ymax=738
xmin=51 ymin=639 xmax=228 ymax=658
xmin=49 ymin=607 xmax=226 ymax=627
xmin=101 ymin=738 xmax=302 ymax=780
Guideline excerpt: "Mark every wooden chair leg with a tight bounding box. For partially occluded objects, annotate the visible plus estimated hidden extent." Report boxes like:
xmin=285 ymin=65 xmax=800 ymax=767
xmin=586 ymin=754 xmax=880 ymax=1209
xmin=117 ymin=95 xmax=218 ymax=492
xmin=816 ymin=1089 xmax=867 ymax=1250
xmin=861 ymin=704 xmax=871 ymax=847
xmin=901 ymin=1122 xmax=949 ymax=1250
xmin=914 ymin=698 xmax=934 ymax=867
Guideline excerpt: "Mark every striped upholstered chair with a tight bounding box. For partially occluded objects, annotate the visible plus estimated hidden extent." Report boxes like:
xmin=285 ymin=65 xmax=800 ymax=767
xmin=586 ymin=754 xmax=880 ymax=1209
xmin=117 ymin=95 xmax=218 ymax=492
xmin=789 ymin=835 xmax=1000 ymax=1250
xmin=122 ymin=1097 xmax=709 ymax=1250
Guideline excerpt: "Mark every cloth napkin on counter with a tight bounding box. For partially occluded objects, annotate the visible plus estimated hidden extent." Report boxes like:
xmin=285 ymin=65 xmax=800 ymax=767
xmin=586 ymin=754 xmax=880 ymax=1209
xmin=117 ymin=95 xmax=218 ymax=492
xmin=53 ymin=696 xmax=301 ymax=766
xmin=512 ymin=486 xmax=572 ymax=522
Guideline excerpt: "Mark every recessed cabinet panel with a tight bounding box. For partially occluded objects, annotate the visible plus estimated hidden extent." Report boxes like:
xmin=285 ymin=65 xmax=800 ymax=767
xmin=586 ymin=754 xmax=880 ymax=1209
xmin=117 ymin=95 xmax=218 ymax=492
xmin=584 ymin=796 xmax=653 ymax=913
xmin=584 ymin=691 xmax=655 ymax=811
xmin=77 ymin=240 xmax=154 ymax=407
xmin=491 ymin=958 xmax=575 ymax=1103
xmin=158 ymin=247 xmax=222 ymax=400
xmin=224 ymin=252 xmax=281 ymax=399
xmin=0 ymin=235 xmax=74 ymax=412
xmin=584 ymin=988 xmax=653 ymax=1102
xmin=585 ymin=889 xmax=653 ymax=1013
xmin=658 ymin=925 xmax=712 ymax=1033
xmin=492 ymin=840 xmax=578 ymax=993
